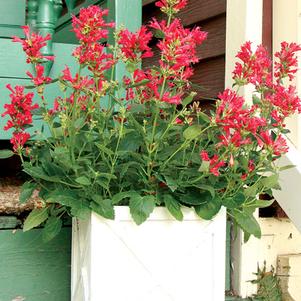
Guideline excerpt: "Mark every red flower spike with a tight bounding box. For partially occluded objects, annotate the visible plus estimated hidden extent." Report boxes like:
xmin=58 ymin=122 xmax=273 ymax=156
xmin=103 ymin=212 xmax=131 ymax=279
xmin=26 ymin=64 xmax=52 ymax=86
xmin=12 ymin=25 xmax=54 ymax=63
xmin=2 ymin=85 xmax=38 ymax=131
xmin=155 ymin=0 xmax=188 ymax=13
xmin=72 ymin=6 xmax=114 ymax=44
xmin=118 ymin=26 xmax=153 ymax=61
xmin=10 ymin=131 xmax=30 ymax=152
xmin=233 ymin=42 xmax=272 ymax=88
xmin=274 ymin=42 xmax=301 ymax=81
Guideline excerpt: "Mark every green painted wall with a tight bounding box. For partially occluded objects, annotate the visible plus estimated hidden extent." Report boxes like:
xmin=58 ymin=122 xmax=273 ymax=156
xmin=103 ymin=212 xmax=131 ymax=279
xmin=0 ymin=227 xmax=71 ymax=301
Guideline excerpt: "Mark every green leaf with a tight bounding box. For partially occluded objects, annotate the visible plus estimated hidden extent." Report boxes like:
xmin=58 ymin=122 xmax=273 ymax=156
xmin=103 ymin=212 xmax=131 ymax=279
xmin=0 ymin=150 xmax=14 ymax=159
xmin=180 ymin=189 xmax=209 ymax=206
xmin=232 ymin=210 xmax=261 ymax=239
xmin=125 ymin=61 xmax=136 ymax=73
xmin=164 ymin=194 xmax=183 ymax=221
xmin=182 ymin=92 xmax=197 ymax=107
xmin=129 ymin=194 xmax=156 ymax=225
xmin=20 ymin=181 xmax=37 ymax=204
xmin=71 ymin=207 xmax=91 ymax=219
xmin=154 ymin=29 xmax=165 ymax=39
xmin=195 ymin=196 xmax=221 ymax=220
xmin=279 ymin=164 xmax=295 ymax=171
xmin=128 ymin=79 xmax=150 ymax=88
xmin=74 ymin=117 xmax=85 ymax=129
xmin=23 ymin=164 xmax=62 ymax=183
xmin=112 ymin=191 xmax=138 ymax=205
xmin=252 ymin=94 xmax=261 ymax=105
xmin=198 ymin=160 xmax=210 ymax=172
xmin=244 ymin=199 xmax=275 ymax=210
xmin=95 ymin=143 xmax=114 ymax=156
xmin=46 ymin=189 xmax=79 ymax=208
xmin=244 ymin=183 xmax=259 ymax=197
xmin=164 ymin=175 xmax=178 ymax=192
xmin=75 ymin=176 xmax=91 ymax=186
xmin=198 ymin=112 xmax=211 ymax=123
xmin=261 ymin=174 xmax=279 ymax=190
xmin=222 ymin=193 xmax=245 ymax=209
xmin=91 ymin=196 xmax=115 ymax=219
xmin=196 ymin=184 xmax=215 ymax=198
xmin=23 ymin=207 xmax=49 ymax=232
xmin=183 ymin=124 xmax=203 ymax=140
xmin=42 ymin=217 xmax=62 ymax=242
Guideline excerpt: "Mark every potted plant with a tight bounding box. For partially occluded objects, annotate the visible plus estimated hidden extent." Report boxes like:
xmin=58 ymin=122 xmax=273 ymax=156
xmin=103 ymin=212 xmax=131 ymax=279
xmin=1 ymin=0 xmax=301 ymax=299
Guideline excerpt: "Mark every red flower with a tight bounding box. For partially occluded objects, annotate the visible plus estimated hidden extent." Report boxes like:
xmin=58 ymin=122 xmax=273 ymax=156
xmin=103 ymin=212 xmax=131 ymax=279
xmin=26 ymin=64 xmax=52 ymax=86
xmin=155 ymin=0 xmax=188 ymax=13
xmin=274 ymin=42 xmax=301 ymax=81
xmin=150 ymin=18 xmax=207 ymax=76
xmin=73 ymin=43 xmax=115 ymax=76
xmin=10 ymin=131 xmax=30 ymax=152
xmin=233 ymin=42 xmax=272 ymax=88
xmin=61 ymin=66 xmax=94 ymax=90
xmin=2 ymin=85 xmax=38 ymax=131
xmin=12 ymin=25 xmax=54 ymax=63
xmin=72 ymin=6 xmax=114 ymax=44
xmin=118 ymin=26 xmax=153 ymax=61
xmin=258 ymin=131 xmax=288 ymax=156
xmin=200 ymin=151 xmax=225 ymax=176
xmin=267 ymin=85 xmax=301 ymax=119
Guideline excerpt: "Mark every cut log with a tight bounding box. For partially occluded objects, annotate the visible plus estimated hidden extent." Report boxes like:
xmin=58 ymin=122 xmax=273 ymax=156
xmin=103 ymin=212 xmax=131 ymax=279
xmin=0 ymin=177 xmax=37 ymax=214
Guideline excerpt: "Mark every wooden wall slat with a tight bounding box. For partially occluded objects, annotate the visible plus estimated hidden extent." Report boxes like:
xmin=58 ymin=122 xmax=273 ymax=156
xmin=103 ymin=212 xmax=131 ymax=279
xmin=191 ymin=56 xmax=225 ymax=99
xmin=143 ymin=0 xmax=226 ymax=27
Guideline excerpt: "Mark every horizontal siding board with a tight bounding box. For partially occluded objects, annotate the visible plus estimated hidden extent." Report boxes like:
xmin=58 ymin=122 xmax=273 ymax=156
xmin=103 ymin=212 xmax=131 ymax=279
xmin=0 ymin=0 xmax=25 ymax=26
xmin=0 ymin=39 xmax=79 ymax=79
xmin=0 ymin=227 xmax=71 ymax=301
xmin=143 ymin=0 xmax=226 ymax=27
xmin=198 ymin=14 xmax=226 ymax=60
xmin=191 ymin=56 xmax=225 ymax=99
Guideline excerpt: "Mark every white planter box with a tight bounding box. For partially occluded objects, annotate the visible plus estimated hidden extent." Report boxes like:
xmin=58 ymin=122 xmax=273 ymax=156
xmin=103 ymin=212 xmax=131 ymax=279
xmin=71 ymin=206 xmax=226 ymax=301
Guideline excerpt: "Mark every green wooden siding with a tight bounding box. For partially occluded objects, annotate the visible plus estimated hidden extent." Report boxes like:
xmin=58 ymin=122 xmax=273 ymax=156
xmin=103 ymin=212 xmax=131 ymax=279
xmin=0 ymin=0 xmax=25 ymax=38
xmin=0 ymin=227 xmax=71 ymax=301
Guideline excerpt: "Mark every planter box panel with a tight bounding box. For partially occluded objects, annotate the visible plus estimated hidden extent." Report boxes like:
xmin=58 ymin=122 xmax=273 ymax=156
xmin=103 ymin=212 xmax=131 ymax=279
xmin=72 ymin=207 xmax=226 ymax=301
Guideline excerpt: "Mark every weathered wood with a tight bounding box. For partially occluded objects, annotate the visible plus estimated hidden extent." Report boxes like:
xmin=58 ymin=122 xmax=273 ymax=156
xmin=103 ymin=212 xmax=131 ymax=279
xmin=0 ymin=227 xmax=71 ymax=301
xmin=0 ymin=178 xmax=38 ymax=214
xmin=142 ymin=0 xmax=156 ymax=5
xmin=191 ymin=56 xmax=225 ymax=99
xmin=143 ymin=0 xmax=226 ymax=27
xmin=262 ymin=0 xmax=272 ymax=56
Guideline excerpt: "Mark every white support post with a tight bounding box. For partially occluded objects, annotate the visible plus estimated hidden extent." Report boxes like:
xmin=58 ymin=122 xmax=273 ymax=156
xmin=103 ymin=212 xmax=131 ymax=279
xmin=272 ymin=0 xmax=301 ymax=233
xmin=273 ymin=0 xmax=301 ymax=150
xmin=225 ymin=0 xmax=263 ymax=298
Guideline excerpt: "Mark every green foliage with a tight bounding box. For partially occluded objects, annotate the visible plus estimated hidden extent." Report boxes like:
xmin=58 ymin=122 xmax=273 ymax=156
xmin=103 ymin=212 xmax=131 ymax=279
xmin=10 ymin=4 xmax=291 ymax=241
xmin=0 ymin=149 xmax=14 ymax=159
xmin=251 ymin=264 xmax=282 ymax=301
xmin=19 ymin=181 xmax=37 ymax=203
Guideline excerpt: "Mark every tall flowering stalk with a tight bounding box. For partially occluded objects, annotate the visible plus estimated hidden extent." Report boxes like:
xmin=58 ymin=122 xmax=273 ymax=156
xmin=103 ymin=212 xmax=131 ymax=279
xmin=1 ymin=2 xmax=301 ymax=241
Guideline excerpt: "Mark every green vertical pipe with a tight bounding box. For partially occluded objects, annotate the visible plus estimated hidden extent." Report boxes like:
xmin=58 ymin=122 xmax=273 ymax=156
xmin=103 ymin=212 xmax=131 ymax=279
xmin=65 ymin=0 xmax=77 ymax=12
xmin=36 ymin=0 xmax=56 ymax=75
xmin=27 ymin=0 xmax=39 ymax=31
xmin=53 ymin=0 xmax=63 ymax=23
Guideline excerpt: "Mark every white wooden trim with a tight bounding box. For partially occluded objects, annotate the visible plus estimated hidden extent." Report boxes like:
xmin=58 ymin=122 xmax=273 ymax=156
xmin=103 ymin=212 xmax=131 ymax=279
xmin=225 ymin=0 xmax=263 ymax=298
xmin=273 ymin=0 xmax=301 ymax=150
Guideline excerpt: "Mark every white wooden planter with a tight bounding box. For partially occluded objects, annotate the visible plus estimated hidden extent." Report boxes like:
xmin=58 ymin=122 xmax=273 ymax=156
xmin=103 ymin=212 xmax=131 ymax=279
xmin=71 ymin=206 xmax=226 ymax=301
